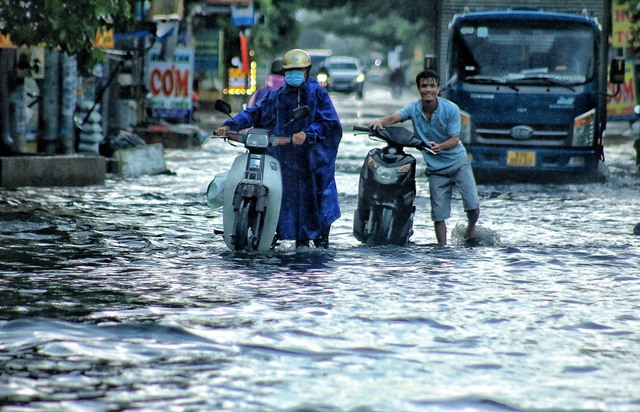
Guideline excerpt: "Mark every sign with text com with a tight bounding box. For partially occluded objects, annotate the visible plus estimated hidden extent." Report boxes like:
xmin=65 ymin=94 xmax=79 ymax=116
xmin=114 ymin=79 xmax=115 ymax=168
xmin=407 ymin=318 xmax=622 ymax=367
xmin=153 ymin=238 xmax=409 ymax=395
xmin=146 ymin=46 xmax=194 ymax=121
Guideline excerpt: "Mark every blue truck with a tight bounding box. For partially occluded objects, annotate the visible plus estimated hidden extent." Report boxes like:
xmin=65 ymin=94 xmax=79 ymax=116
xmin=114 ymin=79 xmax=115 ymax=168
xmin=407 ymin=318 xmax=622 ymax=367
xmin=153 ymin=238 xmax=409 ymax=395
xmin=440 ymin=8 xmax=624 ymax=182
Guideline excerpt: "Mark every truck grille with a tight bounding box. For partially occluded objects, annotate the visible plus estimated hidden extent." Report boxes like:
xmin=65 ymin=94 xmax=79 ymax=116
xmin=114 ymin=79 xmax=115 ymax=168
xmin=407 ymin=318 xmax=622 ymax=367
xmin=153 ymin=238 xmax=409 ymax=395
xmin=475 ymin=125 xmax=568 ymax=146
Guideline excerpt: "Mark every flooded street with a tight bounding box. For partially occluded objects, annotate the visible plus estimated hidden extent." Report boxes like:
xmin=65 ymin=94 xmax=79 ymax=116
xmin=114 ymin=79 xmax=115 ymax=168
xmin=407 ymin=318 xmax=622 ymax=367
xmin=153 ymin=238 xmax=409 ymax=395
xmin=1 ymin=86 xmax=640 ymax=411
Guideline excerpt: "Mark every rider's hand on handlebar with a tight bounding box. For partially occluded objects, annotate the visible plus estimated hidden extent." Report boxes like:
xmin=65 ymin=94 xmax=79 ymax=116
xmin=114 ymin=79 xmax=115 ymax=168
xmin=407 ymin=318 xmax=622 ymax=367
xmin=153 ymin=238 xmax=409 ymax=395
xmin=215 ymin=125 xmax=230 ymax=136
xmin=292 ymin=131 xmax=307 ymax=145
xmin=429 ymin=141 xmax=441 ymax=153
xmin=368 ymin=120 xmax=384 ymax=130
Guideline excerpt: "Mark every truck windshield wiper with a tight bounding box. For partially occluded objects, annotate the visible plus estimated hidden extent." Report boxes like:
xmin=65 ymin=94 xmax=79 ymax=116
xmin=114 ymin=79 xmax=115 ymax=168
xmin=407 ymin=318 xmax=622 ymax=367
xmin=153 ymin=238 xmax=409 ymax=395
xmin=514 ymin=75 xmax=576 ymax=91
xmin=463 ymin=75 xmax=519 ymax=91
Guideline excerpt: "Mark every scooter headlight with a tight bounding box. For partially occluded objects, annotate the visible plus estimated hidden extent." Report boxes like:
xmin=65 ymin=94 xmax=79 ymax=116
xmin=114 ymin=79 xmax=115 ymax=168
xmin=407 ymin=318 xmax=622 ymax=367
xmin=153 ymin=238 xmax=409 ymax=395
xmin=245 ymin=130 xmax=269 ymax=148
xmin=374 ymin=165 xmax=399 ymax=184
xmin=368 ymin=157 xmax=412 ymax=185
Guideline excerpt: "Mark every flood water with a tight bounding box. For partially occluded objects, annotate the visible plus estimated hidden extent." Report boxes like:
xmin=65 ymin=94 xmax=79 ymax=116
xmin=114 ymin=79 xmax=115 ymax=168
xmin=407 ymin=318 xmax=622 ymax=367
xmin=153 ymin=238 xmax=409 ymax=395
xmin=2 ymin=89 xmax=640 ymax=411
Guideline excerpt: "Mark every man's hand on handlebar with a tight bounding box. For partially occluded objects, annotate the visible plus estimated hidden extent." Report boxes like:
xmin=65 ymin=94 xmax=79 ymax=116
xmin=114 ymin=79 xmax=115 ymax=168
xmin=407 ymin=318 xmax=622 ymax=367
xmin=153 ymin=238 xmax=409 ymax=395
xmin=368 ymin=120 xmax=384 ymax=130
xmin=214 ymin=125 xmax=230 ymax=136
xmin=292 ymin=131 xmax=307 ymax=145
xmin=429 ymin=141 xmax=441 ymax=154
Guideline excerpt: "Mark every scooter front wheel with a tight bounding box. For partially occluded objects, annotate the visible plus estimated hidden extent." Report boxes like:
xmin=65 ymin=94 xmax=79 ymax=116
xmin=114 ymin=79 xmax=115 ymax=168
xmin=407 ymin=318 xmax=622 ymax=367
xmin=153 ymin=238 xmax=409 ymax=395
xmin=233 ymin=201 xmax=251 ymax=251
xmin=366 ymin=207 xmax=394 ymax=247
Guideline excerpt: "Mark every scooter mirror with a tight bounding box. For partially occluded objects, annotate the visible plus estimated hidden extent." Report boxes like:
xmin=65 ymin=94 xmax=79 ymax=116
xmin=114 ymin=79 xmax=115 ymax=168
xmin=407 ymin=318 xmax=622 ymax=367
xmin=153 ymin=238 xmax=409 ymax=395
xmin=215 ymin=100 xmax=232 ymax=116
xmin=292 ymin=105 xmax=310 ymax=121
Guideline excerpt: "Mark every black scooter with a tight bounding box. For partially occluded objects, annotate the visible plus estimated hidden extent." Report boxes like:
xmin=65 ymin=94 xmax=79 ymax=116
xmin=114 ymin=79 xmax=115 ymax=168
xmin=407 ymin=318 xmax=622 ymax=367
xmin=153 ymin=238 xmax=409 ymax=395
xmin=352 ymin=125 xmax=435 ymax=246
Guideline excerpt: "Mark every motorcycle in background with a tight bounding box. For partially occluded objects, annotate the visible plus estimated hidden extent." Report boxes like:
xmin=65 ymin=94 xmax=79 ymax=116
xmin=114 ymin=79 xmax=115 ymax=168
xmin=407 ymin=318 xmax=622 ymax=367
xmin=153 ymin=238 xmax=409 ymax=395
xmin=352 ymin=125 xmax=435 ymax=246
xmin=208 ymin=100 xmax=309 ymax=252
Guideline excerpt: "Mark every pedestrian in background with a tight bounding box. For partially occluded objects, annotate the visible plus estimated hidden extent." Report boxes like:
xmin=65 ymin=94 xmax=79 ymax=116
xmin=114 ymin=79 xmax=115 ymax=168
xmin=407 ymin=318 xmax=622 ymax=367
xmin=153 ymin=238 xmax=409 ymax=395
xmin=247 ymin=58 xmax=285 ymax=108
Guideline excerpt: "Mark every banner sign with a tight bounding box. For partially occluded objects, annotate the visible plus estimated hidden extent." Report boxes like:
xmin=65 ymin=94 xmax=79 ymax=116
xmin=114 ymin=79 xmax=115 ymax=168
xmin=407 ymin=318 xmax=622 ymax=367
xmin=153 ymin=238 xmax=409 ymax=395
xmin=146 ymin=46 xmax=194 ymax=121
xmin=607 ymin=64 xmax=636 ymax=121
xmin=194 ymin=30 xmax=222 ymax=76
xmin=611 ymin=0 xmax=631 ymax=48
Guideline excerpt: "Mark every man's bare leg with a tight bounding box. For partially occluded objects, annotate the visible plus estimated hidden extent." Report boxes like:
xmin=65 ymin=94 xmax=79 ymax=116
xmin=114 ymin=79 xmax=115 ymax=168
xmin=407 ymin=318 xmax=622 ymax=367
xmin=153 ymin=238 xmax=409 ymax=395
xmin=435 ymin=221 xmax=447 ymax=245
xmin=465 ymin=208 xmax=480 ymax=240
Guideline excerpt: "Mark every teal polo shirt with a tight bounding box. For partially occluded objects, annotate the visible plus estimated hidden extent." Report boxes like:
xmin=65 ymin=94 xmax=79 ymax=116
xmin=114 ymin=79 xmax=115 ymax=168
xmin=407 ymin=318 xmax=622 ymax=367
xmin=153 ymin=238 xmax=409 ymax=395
xmin=396 ymin=97 xmax=468 ymax=172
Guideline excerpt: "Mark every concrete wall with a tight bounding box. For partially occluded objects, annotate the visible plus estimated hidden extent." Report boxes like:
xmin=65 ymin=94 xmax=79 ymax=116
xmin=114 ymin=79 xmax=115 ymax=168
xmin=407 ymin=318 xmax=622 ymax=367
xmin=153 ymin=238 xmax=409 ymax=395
xmin=0 ymin=155 xmax=105 ymax=188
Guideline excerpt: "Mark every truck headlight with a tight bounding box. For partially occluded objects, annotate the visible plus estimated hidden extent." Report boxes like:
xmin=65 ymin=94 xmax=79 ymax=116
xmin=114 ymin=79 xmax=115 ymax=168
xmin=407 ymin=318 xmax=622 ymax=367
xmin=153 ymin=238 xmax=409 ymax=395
xmin=572 ymin=109 xmax=595 ymax=147
xmin=460 ymin=110 xmax=471 ymax=144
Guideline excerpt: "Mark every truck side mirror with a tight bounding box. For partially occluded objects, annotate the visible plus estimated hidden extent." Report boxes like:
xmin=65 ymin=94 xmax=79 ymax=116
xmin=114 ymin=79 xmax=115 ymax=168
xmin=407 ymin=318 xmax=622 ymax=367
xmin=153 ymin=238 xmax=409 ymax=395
xmin=609 ymin=56 xmax=625 ymax=84
xmin=424 ymin=54 xmax=437 ymax=71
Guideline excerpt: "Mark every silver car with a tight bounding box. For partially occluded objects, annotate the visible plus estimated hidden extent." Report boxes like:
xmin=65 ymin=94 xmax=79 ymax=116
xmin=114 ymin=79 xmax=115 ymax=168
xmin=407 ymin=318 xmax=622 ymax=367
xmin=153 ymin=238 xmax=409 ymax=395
xmin=320 ymin=56 xmax=365 ymax=99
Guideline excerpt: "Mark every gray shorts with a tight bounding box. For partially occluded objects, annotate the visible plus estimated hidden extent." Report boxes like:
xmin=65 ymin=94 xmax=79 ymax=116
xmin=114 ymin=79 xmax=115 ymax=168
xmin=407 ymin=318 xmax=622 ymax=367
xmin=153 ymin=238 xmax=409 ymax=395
xmin=427 ymin=158 xmax=480 ymax=222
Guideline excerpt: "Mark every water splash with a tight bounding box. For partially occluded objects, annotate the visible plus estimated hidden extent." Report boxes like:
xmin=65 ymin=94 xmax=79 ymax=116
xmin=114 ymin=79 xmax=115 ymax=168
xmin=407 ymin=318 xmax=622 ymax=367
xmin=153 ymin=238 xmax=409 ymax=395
xmin=451 ymin=223 xmax=501 ymax=247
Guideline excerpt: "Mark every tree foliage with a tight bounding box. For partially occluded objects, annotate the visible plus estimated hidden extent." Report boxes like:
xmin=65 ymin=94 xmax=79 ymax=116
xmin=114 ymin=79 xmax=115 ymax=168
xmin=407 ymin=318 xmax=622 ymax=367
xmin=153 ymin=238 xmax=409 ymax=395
xmin=0 ymin=0 xmax=134 ymax=66
xmin=296 ymin=0 xmax=434 ymax=63
xmin=298 ymin=0 xmax=433 ymax=24
xmin=248 ymin=0 xmax=299 ymax=58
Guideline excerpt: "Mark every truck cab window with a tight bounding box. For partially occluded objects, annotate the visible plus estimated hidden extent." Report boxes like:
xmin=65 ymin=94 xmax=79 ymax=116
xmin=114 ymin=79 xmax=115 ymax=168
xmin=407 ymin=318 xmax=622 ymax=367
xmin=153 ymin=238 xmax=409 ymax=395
xmin=451 ymin=22 xmax=596 ymax=84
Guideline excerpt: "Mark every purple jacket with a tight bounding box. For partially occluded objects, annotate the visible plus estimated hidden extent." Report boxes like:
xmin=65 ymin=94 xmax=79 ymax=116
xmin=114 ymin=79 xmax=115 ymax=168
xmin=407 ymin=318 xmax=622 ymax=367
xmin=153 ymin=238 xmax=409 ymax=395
xmin=247 ymin=74 xmax=285 ymax=107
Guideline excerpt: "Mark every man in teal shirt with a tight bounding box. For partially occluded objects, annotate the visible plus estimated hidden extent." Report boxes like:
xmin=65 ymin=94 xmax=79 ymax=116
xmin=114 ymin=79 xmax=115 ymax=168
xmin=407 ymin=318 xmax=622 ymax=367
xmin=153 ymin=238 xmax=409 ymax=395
xmin=370 ymin=69 xmax=480 ymax=245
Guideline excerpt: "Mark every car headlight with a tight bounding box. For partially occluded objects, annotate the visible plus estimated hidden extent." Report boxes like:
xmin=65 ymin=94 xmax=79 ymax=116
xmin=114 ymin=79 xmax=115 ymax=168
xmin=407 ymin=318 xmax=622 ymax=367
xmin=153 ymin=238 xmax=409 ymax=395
xmin=317 ymin=73 xmax=328 ymax=83
xmin=356 ymin=73 xmax=365 ymax=83
xmin=572 ymin=109 xmax=595 ymax=147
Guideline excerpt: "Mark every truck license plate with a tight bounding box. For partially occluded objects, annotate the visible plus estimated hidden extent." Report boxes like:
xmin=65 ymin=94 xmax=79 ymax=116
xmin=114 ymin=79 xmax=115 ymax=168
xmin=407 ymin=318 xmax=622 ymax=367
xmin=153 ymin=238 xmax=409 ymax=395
xmin=507 ymin=151 xmax=536 ymax=167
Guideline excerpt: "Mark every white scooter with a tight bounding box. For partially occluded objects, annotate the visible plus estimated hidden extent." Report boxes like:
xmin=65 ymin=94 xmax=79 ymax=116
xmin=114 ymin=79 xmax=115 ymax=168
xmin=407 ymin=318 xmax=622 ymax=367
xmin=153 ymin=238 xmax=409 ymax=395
xmin=208 ymin=100 xmax=309 ymax=252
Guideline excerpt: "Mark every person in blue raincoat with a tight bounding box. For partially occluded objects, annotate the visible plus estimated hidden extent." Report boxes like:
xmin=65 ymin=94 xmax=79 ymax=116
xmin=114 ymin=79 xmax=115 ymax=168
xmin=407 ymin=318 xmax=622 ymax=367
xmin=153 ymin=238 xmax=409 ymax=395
xmin=214 ymin=48 xmax=343 ymax=248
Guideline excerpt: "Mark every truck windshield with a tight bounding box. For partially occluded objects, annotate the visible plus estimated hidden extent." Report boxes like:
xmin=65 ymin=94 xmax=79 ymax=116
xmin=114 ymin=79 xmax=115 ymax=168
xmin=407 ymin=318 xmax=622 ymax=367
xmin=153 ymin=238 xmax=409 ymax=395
xmin=450 ymin=20 xmax=596 ymax=85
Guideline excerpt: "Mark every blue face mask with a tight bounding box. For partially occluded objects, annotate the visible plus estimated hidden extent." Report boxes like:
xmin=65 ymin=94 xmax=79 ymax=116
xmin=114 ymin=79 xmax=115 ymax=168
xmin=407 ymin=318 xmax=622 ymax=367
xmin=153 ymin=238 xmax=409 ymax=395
xmin=284 ymin=70 xmax=305 ymax=87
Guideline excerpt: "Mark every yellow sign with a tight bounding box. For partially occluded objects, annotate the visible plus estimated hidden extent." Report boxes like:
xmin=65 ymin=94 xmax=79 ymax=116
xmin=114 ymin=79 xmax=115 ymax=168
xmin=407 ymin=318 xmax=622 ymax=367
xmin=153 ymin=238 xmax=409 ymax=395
xmin=2 ymin=29 xmax=113 ymax=50
xmin=612 ymin=1 xmax=631 ymax=48
xmin=93 ymin=27 xmax=115 ymax=49
xmin=0 ymin=33 xmax=14 ymax=48
xmin=607 ymin=63 xmax=636 ymax=120
xmin=149 ymin=0 xmax=184 ymax=21
xmin=226 ymin=63 xmax=257 ymax=95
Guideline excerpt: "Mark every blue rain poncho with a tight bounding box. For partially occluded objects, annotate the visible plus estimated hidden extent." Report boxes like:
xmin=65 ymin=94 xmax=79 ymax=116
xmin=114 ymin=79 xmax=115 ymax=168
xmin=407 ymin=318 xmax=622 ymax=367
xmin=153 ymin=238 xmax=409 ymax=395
xmin=223 ymin=78 xmax=343 ymax=241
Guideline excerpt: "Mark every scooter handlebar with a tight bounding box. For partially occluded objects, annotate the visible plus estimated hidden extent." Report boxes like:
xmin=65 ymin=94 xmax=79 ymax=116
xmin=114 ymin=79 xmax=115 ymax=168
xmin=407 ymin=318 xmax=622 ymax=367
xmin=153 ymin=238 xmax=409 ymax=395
xmin=216 ymin=131 xmax=293 ymax=147
xmin=270 ymin=136 xmax=292 ymax=146
xmin=225 ymin=131 xmax=246 ymax=143
xmin=353 ymin=125 xmax=437 ymax=155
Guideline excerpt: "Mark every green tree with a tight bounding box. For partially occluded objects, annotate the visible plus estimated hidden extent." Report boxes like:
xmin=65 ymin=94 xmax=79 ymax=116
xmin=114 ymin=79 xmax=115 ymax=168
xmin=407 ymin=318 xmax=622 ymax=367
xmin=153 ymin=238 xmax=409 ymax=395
xmin=296 ymin=0 xmax=435 ymax=64
xmin=0 ymin=0 xmax=134 ymax=67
